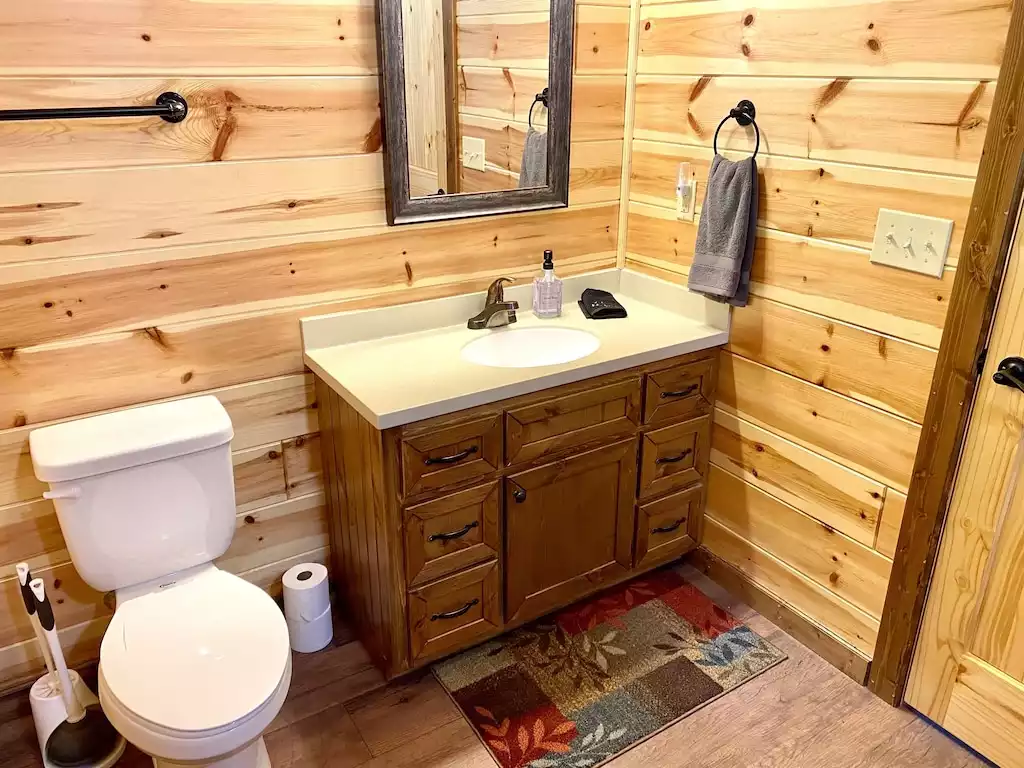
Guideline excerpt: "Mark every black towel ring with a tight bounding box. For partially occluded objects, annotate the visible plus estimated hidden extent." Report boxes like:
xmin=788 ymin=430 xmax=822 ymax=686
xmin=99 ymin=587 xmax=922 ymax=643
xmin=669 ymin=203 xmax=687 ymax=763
xmin=712 ymin=99 xmax=760 ymax=159
xmin=528 ymin=87 xmax=549 ymax=130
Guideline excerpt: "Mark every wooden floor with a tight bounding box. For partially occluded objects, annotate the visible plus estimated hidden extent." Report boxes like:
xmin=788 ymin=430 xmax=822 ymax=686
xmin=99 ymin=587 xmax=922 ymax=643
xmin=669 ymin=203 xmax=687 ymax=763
xmin=0 ymin=568 xmax=988 ymax=768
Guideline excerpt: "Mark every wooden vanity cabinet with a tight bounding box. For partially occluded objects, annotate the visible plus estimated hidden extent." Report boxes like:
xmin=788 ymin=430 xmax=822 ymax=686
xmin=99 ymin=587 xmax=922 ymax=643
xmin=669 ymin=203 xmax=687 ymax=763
xmin=315 ymin=347 xmax=720 ymax=679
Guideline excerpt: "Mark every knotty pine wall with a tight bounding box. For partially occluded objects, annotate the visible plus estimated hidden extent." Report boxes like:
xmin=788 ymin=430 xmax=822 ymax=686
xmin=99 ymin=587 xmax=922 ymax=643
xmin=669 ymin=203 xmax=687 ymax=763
xmin=0 ymin=0 xmax=628 ymax=693
xmin=621 ymin=0 xmax=1010 ymax=669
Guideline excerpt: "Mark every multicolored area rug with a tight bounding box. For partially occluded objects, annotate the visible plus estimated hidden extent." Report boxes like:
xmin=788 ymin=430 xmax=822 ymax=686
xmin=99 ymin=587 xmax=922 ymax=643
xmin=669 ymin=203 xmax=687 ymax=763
xmin=434 ymin=565 xmax=786 ymax=768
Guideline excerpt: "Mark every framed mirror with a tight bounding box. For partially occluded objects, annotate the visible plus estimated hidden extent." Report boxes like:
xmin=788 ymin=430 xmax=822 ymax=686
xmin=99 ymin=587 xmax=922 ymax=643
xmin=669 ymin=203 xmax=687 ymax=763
xmin=375 ymin=0 xmax=575 ymax=225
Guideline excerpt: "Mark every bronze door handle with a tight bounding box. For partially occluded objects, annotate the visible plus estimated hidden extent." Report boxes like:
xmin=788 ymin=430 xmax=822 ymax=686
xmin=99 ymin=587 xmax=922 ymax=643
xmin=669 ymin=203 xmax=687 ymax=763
xmin=424 ymin=445 xmax=479 ymax=466
xmin=660 ymin=384 xmax=698 ymax=399
xmin=431 ymin=598 xmax=479 ymax=621
xmin=656 ymin=448 xmax=693 ymax=465
xmin=651 ymin=518 xmax=686 ymax=535
xmin=427 ymin=521 xmax=479 ymax=542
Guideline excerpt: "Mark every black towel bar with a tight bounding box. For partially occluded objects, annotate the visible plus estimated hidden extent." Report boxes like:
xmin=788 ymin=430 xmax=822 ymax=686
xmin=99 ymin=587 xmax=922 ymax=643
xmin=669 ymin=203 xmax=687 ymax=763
xmin=0 ymin=92 xmax=188 ymax=124
xmin=712 ymin=99 xmax=760 ymax=159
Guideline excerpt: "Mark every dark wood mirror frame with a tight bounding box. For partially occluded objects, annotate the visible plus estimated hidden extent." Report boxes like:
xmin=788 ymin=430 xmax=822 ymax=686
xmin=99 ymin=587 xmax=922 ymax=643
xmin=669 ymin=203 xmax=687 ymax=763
xmin=374 ymin=0 xmax=575 ymax=226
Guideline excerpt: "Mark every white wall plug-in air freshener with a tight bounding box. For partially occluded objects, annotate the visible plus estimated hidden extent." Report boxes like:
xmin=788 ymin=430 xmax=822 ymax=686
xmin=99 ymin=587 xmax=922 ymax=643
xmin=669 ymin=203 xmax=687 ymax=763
xmin=676 ymin=162 xmax=696 ymax=221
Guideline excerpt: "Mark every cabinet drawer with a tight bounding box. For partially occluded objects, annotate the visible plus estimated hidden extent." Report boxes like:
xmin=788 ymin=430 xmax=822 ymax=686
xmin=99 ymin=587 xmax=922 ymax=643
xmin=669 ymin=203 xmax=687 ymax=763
xmin=408 ymin=560 xmax=501 ymax=664
xmin=635 ymin=485 xmax=701 ymax=570
xmin=639 ymin=416 xmax=710 ymax=499
xmin=401 ymin=415 xmax=502 ymax=497
xmin=404 ymin=481 xmax=501 ymax=587
xmin=506 ymin=378 xmax=641 ymax=467
xmin=643 ymin=358 xmax=715 ymax=426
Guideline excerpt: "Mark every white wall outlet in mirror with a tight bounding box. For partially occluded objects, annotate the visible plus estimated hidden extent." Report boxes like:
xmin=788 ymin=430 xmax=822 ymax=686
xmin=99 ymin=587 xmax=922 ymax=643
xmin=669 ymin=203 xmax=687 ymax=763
xmin=870 ymin=209 xmax=953 ymax=279
xmin=462 ymin=136 xmax=486 ymax=173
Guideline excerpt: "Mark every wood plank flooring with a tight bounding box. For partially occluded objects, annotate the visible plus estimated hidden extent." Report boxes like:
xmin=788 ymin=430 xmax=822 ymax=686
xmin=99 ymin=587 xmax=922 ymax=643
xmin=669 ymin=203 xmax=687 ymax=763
xmin=0 ymin=568 xmax=987 ymax=768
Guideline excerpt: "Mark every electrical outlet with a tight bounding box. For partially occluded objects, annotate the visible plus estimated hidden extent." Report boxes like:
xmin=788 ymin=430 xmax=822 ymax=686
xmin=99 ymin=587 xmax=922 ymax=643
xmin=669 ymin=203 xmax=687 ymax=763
xmin=870 ymin=209 xmax=953 ymax=279
xmin=462 ymin=136 xmax=486 ymax=172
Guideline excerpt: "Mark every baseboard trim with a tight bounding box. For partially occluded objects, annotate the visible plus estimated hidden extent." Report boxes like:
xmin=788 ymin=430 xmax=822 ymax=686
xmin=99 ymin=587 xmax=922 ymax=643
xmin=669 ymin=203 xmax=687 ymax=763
xmin=686 ymin=548 xmax=871 ymax=686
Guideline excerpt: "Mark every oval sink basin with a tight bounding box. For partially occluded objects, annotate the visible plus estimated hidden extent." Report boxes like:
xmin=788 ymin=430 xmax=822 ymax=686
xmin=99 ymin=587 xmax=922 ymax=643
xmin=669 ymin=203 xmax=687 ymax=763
xmin=461 ymin=327 xmax=600 ymax=369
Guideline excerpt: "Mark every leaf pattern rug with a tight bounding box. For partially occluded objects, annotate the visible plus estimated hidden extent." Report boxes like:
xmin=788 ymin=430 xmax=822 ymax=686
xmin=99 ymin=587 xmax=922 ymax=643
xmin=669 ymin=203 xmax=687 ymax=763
xmin=434 ymin=564 xmax=786 ymax=768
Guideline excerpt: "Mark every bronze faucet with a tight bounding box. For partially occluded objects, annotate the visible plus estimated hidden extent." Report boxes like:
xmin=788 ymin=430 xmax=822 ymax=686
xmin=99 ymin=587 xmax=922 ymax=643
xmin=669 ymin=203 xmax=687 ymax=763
xmin=467 ymin=277 xmax=519 ymax=330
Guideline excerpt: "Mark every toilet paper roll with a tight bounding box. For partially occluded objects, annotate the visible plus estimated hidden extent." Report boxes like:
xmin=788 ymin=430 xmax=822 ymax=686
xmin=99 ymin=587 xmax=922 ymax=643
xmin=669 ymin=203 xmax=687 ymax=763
xmin=287 ymin=607 xmax=333 ymax=653
xmin=282 ymin=562 xmax=331 ymax=623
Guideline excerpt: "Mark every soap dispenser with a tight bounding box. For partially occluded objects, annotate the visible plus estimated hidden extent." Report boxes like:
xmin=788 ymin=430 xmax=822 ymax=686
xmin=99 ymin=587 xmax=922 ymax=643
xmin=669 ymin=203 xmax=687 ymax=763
xmin=532 ymin=249 xmax=563 ymax=318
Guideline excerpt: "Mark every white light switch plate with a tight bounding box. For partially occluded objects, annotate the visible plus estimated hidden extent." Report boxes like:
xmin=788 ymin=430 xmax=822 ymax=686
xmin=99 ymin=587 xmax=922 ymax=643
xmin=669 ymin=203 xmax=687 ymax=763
xmin=462 ymin=136 xmax=486 ymax=172
xmin=870 ymin=209 xmax=952 ymax=279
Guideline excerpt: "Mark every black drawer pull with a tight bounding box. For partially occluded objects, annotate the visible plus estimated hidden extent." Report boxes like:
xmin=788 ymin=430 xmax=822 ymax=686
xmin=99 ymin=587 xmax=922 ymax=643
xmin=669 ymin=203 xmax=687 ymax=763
xmin=660 ymin=384 xmax=698 ymax=399
xmin=424 ymin=445 xmax=478 ymax=466
xmin=431 ymin=598 xmax=479 ymax=621
xmin=428 ymin=521 xmax=479 ymax=542
xmin=510 ymin=483 xmax=527 ymax=503
xmin=652 ymin=518 xmax=686 ymax=535
xmin=656 ymin=448 xmax=693 ymax=465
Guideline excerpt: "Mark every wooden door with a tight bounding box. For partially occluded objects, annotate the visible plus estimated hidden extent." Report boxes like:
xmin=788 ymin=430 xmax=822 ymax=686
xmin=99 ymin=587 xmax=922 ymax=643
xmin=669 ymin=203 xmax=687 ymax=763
xmin=906 ymin=196 xmax=1024 ymax=767
xmin=504 ymin=439 xmax=637 ymax=625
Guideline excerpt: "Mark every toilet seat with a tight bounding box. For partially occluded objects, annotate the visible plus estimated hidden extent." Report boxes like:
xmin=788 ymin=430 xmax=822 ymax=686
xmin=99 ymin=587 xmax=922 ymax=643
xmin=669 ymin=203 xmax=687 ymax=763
xmin=100 ymin=567 xmax=291 ymax=736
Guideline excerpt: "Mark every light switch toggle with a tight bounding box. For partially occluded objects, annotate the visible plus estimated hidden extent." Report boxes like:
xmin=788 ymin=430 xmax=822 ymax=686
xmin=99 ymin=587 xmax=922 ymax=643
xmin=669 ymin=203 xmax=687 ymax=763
xmin=870 ymin=209 xmax=953 ymax=279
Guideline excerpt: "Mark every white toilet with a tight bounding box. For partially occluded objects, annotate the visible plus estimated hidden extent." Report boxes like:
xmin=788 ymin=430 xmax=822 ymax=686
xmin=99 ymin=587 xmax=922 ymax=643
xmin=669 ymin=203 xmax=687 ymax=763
xmin=29 ymin=396 xmax=292 ymax=768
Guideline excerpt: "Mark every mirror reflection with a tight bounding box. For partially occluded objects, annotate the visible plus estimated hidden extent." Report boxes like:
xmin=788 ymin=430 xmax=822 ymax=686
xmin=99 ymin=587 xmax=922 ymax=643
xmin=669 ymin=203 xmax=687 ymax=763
xmin=401 ymin=1 xmax=551 ymax=197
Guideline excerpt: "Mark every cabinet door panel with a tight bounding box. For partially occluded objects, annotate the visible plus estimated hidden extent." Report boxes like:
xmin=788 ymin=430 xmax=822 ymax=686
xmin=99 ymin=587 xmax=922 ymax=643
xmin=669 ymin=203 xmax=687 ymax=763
xmin=404 ymin=481 xmax=501 ymax=587
xmin=635 ymin=485 xmax=701 ymax=571
xmin=505 ymin=439 xmax=638 ymax=625
xmin=639 ymin=416 xmax=710 ymax=500
xmin=506 ymin=377 xmax=642 ymax=467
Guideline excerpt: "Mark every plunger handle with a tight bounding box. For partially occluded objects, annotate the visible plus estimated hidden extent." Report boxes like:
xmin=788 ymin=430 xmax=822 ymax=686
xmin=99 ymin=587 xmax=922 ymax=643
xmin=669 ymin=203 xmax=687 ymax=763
xmin=30 ymin=578 xmax=85 ymax=723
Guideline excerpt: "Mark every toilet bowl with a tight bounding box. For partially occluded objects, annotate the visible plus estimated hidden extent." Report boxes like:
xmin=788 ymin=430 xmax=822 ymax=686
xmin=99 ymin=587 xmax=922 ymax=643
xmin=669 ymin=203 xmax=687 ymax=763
xmin=29 ymin=396 xmax=294 ymax=768
xmin=98 ymin=566 xmax=291 ymax=767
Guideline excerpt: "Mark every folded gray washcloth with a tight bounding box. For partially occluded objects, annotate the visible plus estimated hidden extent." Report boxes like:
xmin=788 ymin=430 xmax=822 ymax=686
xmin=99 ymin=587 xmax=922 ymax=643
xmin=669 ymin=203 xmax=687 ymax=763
xmin=519 ymin=128 xmax=548 ymax=188
xmin=687 ymin=154 xmax=759 ymax=307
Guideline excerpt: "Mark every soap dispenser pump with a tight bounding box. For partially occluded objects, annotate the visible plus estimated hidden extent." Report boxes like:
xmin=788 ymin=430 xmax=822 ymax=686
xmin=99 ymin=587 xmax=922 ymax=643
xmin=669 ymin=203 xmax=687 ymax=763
xmin=532 ymin=249 xmax=563 ymax=318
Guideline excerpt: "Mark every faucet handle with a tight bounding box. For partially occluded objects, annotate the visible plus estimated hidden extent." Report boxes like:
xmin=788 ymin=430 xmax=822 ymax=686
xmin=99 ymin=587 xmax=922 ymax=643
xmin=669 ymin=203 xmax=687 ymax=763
xmin=486 ymin=277 xmax=514 ymax=304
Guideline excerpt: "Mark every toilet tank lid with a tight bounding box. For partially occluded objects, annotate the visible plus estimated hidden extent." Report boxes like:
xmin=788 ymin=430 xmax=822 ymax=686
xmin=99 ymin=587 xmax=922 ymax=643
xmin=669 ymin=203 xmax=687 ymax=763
xmin=29 ymin=396 xmax=233 ymax=483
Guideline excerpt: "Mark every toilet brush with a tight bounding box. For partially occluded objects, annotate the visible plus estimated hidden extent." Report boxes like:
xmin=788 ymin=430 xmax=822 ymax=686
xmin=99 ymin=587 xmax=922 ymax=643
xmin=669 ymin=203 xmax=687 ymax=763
xmin=29 ymin=578 xmax=121 ymax=768
xmin=16 ymin=564 xmax=57 ymax=686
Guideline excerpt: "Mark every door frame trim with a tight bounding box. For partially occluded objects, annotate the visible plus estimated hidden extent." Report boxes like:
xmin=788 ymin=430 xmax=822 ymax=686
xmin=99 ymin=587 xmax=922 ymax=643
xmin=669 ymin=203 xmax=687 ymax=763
xmin=869 ymin=1 xmax=1024 ymax=706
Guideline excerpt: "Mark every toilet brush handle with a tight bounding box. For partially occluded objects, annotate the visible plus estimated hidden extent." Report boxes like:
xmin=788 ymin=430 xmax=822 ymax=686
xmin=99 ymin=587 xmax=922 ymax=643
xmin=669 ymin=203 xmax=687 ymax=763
xmin=15 ymin=563 xmax=56 ymax=678
xmin=30 ymin=579 xmax=85 ymax=723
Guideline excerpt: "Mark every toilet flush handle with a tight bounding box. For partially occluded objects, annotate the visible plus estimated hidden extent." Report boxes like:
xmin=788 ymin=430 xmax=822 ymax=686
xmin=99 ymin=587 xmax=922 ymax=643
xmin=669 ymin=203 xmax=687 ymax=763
xmin=42 ymin=486 xmax=81 ymax=501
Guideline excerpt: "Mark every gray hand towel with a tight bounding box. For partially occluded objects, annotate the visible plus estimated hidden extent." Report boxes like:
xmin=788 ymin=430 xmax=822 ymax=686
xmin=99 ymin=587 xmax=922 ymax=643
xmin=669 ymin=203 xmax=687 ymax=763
xmin=687 ymin=154 xmax=759 ymax=307
xmin=519 ymin=128 xmax=548 ymax=188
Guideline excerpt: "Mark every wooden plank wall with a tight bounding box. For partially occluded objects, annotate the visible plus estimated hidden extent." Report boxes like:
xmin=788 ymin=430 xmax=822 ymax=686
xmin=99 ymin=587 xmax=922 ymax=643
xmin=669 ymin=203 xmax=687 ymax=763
xmin=622 ymin=0 xmax=1011 ymax=667
xmin=456 ymin=0 xmax=628 ymax=194
xmin=0 ymin=0 xmax=628 ymax=693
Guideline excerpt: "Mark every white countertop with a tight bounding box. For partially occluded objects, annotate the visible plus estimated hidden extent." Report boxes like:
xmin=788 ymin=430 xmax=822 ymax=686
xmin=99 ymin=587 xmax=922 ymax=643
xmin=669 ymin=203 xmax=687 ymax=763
xmin=301 ymin=268 xmax=730 ymax=429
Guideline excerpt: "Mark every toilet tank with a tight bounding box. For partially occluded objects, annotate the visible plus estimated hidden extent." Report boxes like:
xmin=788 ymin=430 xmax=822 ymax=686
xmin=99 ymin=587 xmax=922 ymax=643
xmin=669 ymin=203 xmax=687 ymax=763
xmin=29 ymin=396 xmax=236 ymax=592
